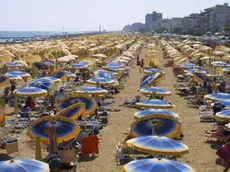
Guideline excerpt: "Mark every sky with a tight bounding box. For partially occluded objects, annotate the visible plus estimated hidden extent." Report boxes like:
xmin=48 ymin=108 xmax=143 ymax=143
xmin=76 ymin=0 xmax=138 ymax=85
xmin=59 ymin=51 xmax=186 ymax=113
xmin=0 ymin=0 xmax=229 ymax=31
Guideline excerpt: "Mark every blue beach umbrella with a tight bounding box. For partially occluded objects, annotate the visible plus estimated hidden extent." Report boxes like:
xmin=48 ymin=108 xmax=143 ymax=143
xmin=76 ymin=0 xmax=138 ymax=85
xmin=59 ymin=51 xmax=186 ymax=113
xmin=185 ymin=69 xmax=207 ymax=76
xmin=144 ymin=68 xmax=161 ymax=75
xmin=121 ymin=158 xmax=195 ymax=172
xmin=56 ymin=103 xmax=86 ymax=120
xmin=27 ymin=116 xmax=81 ymax=144
xmin=15 ymin=87 xmax=47 ymax=97
xmin=53 ymin=71 xmax=67 ymax=80
xmin=29 ymin=78 xmax=54 ymax=91
xmin=94 ymin=69 xmax=119 ymax=85
xmin=76 ymin=87 xmax=108 ymax=95
xmin=72 ymin=61 xmax=91 ymax=69
xmin=6 ymin=71 xmax=30 ymax=79
xmin=0 ymin=76 xmax=10 ymax=88
xmin=135 ymin=99 xmax=175 ymax=109
xmin=44 ymin=61 xmax=54 ymax=67
xmin=139 ymin=73 xmax=161 ymax=89
xmin=0 ymin=159 xmax=49 ymax=172
xmin=87 ymin=77 xmax=115 ymax=86
xmin=65 ymin=71 xmax=75 ymax=78
xmin=179 ymin=62 xmax=196 ymax=69
xmin=33 ymin=62 xmax=49 ymax=71
xmin=127 ymin=135 xmax=189 ymax=156
xmin=205 ymin=93 xmax=230 ymax=101
xmin=130 ymin=114 xmax=181 ymax=138
xmin=57 ymin=94 xmax=97 ymax=117
xmin=40 ymin=76 xmax=61 ymax=83
xmin=5 ymin=73 xmax=22 ymax=80
xmin=211 ymin=61 xmax=229 ymax=67
xmin=134 ymin=109 xmax=179 ymax=119
xmin=5 ymin=62 xmax=22 ymax=67
xmin=140 ymin=87 xmax=172 ymax=96
xmin=193 ymin=72 xmax=212 ymax=84
xmin=216 ymin=110 xmax=230 ymax=121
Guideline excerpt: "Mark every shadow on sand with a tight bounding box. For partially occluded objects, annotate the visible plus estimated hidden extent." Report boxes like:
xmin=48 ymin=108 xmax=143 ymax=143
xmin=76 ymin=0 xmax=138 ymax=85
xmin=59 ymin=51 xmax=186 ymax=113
xmin=0 ymin=154 xmax=12 ymax=161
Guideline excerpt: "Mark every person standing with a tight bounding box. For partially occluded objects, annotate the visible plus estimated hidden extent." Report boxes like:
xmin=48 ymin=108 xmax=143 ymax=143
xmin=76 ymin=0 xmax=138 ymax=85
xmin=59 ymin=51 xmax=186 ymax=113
xmin=139 ymin=59 xmax=144 ymax=73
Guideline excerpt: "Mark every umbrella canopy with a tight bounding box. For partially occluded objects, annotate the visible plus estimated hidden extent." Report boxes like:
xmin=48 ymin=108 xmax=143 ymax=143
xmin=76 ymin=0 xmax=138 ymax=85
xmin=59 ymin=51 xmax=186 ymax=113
xmin=216 ymin=101 xmax=230 ymax=110
xmin=223 ymin=68 xmax=230 ymax=73
xmin=179 ymin=62 xmax=196 ymax=69
xmin=0 ymin=159 xmax=49 ymax=172
xmin=205 ymin=93 xmax=230 ymax=101
xmin=5 ymin=62 xmax=22 ymax=67
xmin=76 ymin=87 xmax=108 ymax=95
xmin=127 ymin=136 xmax=189 ymax=156
xmin=121 ymin=158 xmax=195 ymax=172
xmin=72 ymin=61 xmax=91 ymax=69
xmin=15 ymin=87 xmax=47 ymax=97
xmin=134 ymin=109 xmax=179 ymax=119
xmin=0 ymin=76 xmax=10 ymax=88
xmin=185 ymin=69 xmax=207 ymax=76
xmin=27 ymin=116 xmax=81 ymax=144
xmin=140 ymin=87 xmax=172 ymax=96
xmin=92 ymin=54 xmax=107 ymax=59
xmin=53 ymin=71 xmax=67 ymax=80
xmin=6 ymin=71 xmax=30 ymax=79
xmin=130 ymin=114 xmax=181 ymax=138
xmin=193 ymin=72 xmax=212 ymax=84
xmin=211 ymin=61 xmax=229 ymax=67
xmin=143 ymin=68 xmax=161 ymax=75
xmin=40 ymin=76 xmax=61 ymax=83
xmin=29 ymin=78 xmax=54 ymax=91
xmin=140 ymin=73 xmax=161 ymax=89
xmin=5 ymin=73 xmax=22 ymax=81
xmin=56 ymin=103 xmax=85 ymax=120
xmin=94 ymin=69 xmax=119 ymax=85
xmin=65 ymin=71 xmax=75 ymax=78
xmin=135 ymin=99 xmax=175 ymax=109
xmin=33 ymin=62 xmax=49 ymax=71
xmin=44 ymin=61 xmax=54 ymax=66
xmin=57 ymin=94 xmax=97 ymax=117
xmin=0 ymin=106 xmax=5 ymax=122
xmin=215 ymin=110 xmax=230 ymax=121
xmin=87 ymin=77 xmax=115 ymax=86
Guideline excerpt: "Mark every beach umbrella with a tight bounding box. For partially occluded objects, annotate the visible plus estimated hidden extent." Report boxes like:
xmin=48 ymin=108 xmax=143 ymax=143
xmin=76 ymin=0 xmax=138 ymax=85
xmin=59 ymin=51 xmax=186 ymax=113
xmin=215 ymin=110 xmax=230 ymax=122
xmin=121 ymin=158 xmax=195 ymax=172
xmin=5 ymin=62 xmax=22 ymax=67
xmin=127 ymin=136 xmax=189 ymax=156
xmin=92 ymin=53 xmax=107 ymax=59
xmin=0 ymin=106 xmax=5 ymax=124
xmin=72 ymin=61 xmax=91 ymax=69
xmin=192 ymin=72 xmax=211 ymax=84
xmin=40 ymin=76 xmax=61 ymax=83
xmin=29 ymin=78 xmax=54 ymax=91
xmin=140 ymin=87 xmax=172 ymax=96
xmin=56 ymin=103 xmax=85 ymax=120
xmin=6 ymin=71 xmax=30 ymax=79
xmin=4 ymin=73 xmax=22 ymax=81
xmin=135 ymin=99 xmax=175 ymax=109
xmin=143 ymin=68 xmax=161 ymax=75
xmin=14 ymin=60 xmax=29 ymax=68
xmin=15 ymin=87 xmax=47 ymax=97
xmin=94 ymin=69 xmax=119 ymax=85
xmin=179 ymin=62 xmax=196 ymax=69
xmin=87 ymin=77 xmax=115 ymax=86
xmin=139 ymin=73 xmax=162 ymax=89
xmin=0 ymin=76 xmax=10 ymax=88
xmin=53 ymin=71 xmax=67 ymax=80
xmin=223 ymin=68 xmax=230 ymax=73
xmin=0 ymin=159 xmax=49 ymax=172
xmin=205 ymin=93 xmax=230 ymax=101
xmin=211 ymin=61 xmax=229 ymax=67
xmin=134 ymin=109 xmax=179 ymax=119
xmin=184 ymin=69 xmax=207 ymax=76
xmin=33 ymin=62 xmax=49 ymax=71
xmin=76 ymin=87 xmax=108 ymax=95
xmin=44 ymin=61 xmax=54 ymax=67
xmin=57 ymin=94 xmax=97 ymax=117
xmin=65 ymin=71 xmax=75 ymax=78
xmin=130 ymin=114 xmax=181 ymax=138
xmin=216 ymin=101 xmax=230 ymax=110
xmin=27 ymin=116 xmax=81 ymax=144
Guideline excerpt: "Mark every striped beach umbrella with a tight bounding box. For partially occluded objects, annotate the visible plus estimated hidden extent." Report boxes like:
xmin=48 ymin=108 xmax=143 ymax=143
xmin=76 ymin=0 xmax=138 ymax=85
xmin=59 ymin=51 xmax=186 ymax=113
xmin=205 ymin=93 xmax=230 ymax=101
xmin=5 ymin=73 xmax=22 ymax=81
xmin=57 ymin=94 xmax=97 ymax=117
xmin=15 ymin=87 xmax=47 ymax=97
xmin=72 ymin=61 xmax=91 ymax=69
xmin=144 ymin=68 xmax=161 ymax=75
xmin=135 ymin=99 xmax=175 ymax=109
xmin=87 ymin=77 xmax=115 ymax=86
xmin=179 ymin=62 xmax=196 ymax=69
xmin=127 ymin=136 xmax=189 ymax=156
xmin=65 ymin=71 xmax=76 ymax=78
xmin=140 ymin=73 xmax=161 ymax=89
xmin=33 ymin=62 xmax=49 ymax=71
xmin=94 ymin=69 xmax=119 ymax=85
xmin=40 ymin=77 xmax=61 ymax=84
xmin=53 ymin=71 xmax=67 ymax=80
xmin=130 ymin=114 xmax=181 ymax=138
xmin=0 ymin=159 xmax=49 ymax=172
xmin=29 ymin=78 xmax=54 ymax=91
xmin=192 ymin=72 xmax=212 ymax=84
xmin=140 ymin=87 xmax=172 ymax=96
xmin=134 ymin=109 xmax=179 ymax=119
xmin=27 ymin=116 xmax=81 ymax=144
xmin=6 ymin=71 xmax=30 ymax=79
xmin=5 ymin=62 xmax=22 ymax=67
xmin=44 ymin=61 xmax=54 ymax=67
xmin=121 ymin=158 xmax=195 ymax=172
xmin=216 ymin=110 xmax=230 ymax=122
xmin=76 ymin=87 xmax=108 ymax=95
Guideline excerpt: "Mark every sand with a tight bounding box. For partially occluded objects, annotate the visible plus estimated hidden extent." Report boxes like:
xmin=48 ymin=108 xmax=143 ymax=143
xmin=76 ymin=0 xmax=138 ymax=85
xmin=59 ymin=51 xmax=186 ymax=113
xmin=0 ymin=44 xmax=224 ymax=172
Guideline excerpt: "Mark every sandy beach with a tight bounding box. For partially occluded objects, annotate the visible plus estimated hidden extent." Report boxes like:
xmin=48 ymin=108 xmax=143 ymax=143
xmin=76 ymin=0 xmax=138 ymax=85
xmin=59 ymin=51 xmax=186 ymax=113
xmin=0 ymin=43 xmax=224 ymax=172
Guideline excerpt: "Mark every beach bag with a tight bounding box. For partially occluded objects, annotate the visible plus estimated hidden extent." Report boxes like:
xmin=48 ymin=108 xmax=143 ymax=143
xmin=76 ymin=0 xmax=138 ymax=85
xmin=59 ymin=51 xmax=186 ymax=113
xmin=216 ymin=145 xmax=230 ymax=161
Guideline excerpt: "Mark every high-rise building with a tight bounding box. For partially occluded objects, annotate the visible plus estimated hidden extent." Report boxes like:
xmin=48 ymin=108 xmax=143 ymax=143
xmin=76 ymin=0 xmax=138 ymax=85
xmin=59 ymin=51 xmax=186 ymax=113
xmin=145 ymin=11 xmax=163 ymax=29
xmin=145 ymin=14 xmax=153 ymax=28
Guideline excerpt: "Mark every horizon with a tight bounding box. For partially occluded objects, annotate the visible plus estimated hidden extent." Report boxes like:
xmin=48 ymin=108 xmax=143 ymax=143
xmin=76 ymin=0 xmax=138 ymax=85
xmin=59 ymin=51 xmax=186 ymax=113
xmin=0 ymin=0 xmax=228 ymax=31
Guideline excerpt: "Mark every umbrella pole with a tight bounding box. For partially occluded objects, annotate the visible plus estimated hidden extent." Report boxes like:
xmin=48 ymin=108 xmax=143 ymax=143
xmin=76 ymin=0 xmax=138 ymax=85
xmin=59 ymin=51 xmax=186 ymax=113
xmin=14 ymin=94 xmax=19 ymax=114
xmin=36 ymin=136 xmax=42 ymax=161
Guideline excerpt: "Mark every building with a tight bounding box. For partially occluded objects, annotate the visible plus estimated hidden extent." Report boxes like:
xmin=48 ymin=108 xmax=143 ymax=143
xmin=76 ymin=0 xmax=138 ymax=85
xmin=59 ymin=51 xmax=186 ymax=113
xmin=203 ymin=3 xmax=230 ymax=33
xmin=169 ymin=18 xmax=182 ymax=33
xmin=123 ymin=23 xmax=145 ymax=32
xmin=145 ymin=11 xmax=163 ymax=30
xmin=181 ymin=13 xmax=200 ymax=34
xmin=155 ymin=19 xmax=171 ymax=32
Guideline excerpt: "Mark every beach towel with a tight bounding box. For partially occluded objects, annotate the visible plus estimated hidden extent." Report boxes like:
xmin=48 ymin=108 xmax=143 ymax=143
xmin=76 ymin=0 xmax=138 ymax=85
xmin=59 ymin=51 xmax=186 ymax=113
xmin=81 ymin=136 xmax=99 ymax=155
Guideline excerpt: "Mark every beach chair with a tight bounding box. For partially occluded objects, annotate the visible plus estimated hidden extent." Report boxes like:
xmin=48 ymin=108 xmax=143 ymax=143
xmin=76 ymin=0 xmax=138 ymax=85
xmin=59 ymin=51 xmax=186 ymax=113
xmin=187 ymin=95 xmax=204 ymax=108
xmin=115 ymin=142 xmax=133 ymax=165
xmin=205 ymin=132 xmax=228 ymax=142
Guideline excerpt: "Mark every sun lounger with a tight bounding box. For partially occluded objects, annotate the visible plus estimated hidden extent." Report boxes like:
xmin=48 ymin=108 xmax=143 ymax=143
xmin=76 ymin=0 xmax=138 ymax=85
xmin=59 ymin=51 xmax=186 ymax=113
xmin=205 ymin=132 xmax=228 ymax=142
xmin=115 ymin=142 xmax=133 ymax=165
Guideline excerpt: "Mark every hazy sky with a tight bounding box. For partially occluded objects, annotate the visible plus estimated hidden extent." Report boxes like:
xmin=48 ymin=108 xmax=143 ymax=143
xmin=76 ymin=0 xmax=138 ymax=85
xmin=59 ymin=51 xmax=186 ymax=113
xmin=0 ymin=0 xmax=229 ymax=31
